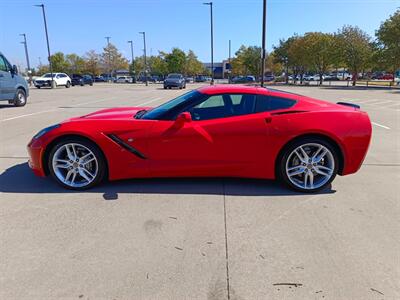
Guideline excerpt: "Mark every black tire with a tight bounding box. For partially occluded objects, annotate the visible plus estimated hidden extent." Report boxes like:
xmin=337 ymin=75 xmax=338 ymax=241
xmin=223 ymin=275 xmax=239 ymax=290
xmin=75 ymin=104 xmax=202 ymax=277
xmin=90 ymin=83 xmax=93 ymax=86
xmin=72 ymin=83 xmax=75 ymax=87
xmin=80 ymin=82 xmax=84 ymax=86
xmin=164 ymin=86 xmax=167 ymax=89
xmin=14 ymin=89 xmax=27 ymax=107
xmin=48 ymin=137 xmax=107 ymax=190
xmin=36 ymin=86 xmax=41 ymax=89
xmin=65 ymin=81 xmax=71 ymax=88
xmin=277 ymin=137 xmax=338 ymax=193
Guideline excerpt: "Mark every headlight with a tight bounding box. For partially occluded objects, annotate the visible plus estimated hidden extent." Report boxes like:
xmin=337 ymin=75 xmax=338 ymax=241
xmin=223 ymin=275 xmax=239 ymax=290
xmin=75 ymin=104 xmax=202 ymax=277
xmin=33 ymin=124 xmax=60 ymax=139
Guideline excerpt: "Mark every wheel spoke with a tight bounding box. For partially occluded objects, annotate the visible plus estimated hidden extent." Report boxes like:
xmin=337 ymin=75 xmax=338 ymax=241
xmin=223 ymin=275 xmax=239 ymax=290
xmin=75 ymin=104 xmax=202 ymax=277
xmin=295 ymin=146 xmax=309 ymax=163
xmin=79 ymin=168 xmax=94 ymax=183
xmin=288 ymin=166 xmax=305 ymax=177
xmin=315 ymin=165 xmax=332 ymax=176
xmin=71 ymin=172 xmax=77 ymax=184
xmin=65 ymin=170 xmax=73 ymax=183
xmin=65 ymin=144 xmax=75 ymax=161
xmin=83 ymin=157 xmax=95 ymax=165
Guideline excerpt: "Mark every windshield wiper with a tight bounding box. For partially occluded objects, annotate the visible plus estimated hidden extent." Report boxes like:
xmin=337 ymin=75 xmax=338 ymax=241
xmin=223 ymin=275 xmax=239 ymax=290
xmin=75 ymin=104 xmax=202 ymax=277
xmin=134 ymin=109 xmax=147 ymax=119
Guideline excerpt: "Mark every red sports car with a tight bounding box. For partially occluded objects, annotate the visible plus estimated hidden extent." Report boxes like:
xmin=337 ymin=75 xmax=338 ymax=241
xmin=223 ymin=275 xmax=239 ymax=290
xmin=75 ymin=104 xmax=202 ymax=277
xmin=27 ymin=85 xmax=372 ymax=192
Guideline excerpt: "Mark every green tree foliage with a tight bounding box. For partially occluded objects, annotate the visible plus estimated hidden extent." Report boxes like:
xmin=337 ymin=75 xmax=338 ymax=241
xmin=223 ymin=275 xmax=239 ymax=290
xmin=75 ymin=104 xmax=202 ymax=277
xmin=231 ymin=45 xmax=262 ymax=77
xmin=84 ymin=50 xmax=101 ymax=76
xmin=336 ymin=25 xmax=373 ymax=85
xmin=66 ymin=53 xmax=85 ymax=74
xmin=303 ymin=32 xmax=336 ymax=84
xmin=49 ymin=52 xmax=69 ymax=73
xmin=101 ymin=43 xmax=129 ymax=73
xmin=376 ymin=9 xmax=400 ymax=78
xmin=185 ymin=50 xmax=205 ymax=75
xmin=164 ymin=48 xmax=187 ymax=74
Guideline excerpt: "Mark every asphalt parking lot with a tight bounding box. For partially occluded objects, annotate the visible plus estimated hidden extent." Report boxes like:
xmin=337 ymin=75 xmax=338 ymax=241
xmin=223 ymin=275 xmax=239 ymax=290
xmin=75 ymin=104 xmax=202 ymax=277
xmin=0 ymin=83 xmax=399 ymax=299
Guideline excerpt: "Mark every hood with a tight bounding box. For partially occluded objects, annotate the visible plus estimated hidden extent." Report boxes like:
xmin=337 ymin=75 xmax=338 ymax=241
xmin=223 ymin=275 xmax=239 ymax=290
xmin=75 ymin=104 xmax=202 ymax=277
xmin=165 ymin=78 xmax=182 ymax=82
xmin=73 ymin=106 xmax=153 ymax=121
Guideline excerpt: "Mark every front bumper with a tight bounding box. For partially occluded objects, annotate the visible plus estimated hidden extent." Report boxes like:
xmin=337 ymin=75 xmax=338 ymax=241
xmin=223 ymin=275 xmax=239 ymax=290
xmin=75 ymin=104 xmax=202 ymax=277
xmin=164 ymin=81 xmax=183 ymax=87
xmin=34 ymin=80 xmax=52 ymax=87
xmin=27 ymin=138 xmax=46 ymax=177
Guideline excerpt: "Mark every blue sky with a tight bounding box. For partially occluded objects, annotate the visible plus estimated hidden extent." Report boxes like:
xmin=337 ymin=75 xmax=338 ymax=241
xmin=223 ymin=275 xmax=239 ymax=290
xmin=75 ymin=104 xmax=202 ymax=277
xmin=1 ymin=0 xmax=399 ymax=69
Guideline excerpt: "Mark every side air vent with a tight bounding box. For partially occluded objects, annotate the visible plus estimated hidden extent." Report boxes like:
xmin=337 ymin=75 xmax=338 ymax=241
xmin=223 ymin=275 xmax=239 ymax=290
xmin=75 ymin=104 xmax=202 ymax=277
xmin=271 ymin=110 xmax=307 ymax=116
xmin=107 ymin=134 xmax=147 ymax=159
xmin=337 ymin=102 xmax=360 ymax=109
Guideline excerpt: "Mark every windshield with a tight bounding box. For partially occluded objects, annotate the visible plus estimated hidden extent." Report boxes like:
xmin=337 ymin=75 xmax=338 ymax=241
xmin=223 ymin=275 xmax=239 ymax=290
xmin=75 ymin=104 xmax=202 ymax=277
xmin=141 ymin=90 xmax=204 ymax=120
xmin=43 ymin=73 xmax=54 ymax=78
xmin=167 ymin=74 xmax=181 ymax=79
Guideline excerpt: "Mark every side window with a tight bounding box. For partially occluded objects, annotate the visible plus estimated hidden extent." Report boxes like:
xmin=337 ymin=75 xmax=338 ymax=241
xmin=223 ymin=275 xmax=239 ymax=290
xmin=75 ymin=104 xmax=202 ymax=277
xmin=255 ymin=95 xmax=295 ymax=112
xmin=0 ymin=56 xmax=7 ymax=72
xmin=188 ymin=94 xmax=257 ymax=121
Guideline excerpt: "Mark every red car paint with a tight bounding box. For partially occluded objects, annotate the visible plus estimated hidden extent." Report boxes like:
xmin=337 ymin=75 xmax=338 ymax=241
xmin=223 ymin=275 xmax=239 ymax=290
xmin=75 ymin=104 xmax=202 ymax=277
xmin=27 ymin=85 xmax=372 ymax=181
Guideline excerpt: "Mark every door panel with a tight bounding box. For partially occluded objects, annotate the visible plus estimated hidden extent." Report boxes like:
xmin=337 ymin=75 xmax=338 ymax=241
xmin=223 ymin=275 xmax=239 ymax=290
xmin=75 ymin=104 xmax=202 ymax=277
xmin=0 ymin=55 xmax=15 ymax=100
xmin=146 ymin=113 xmax=271 ymax=178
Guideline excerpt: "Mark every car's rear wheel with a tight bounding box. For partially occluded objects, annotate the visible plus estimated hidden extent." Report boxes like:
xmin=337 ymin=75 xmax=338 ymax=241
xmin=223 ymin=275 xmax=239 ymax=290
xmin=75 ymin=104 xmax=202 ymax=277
xmin=278 ymin=137 xmax=338 ymax=193
xmin=14 ymin=89 xmax=27 ymax=107
xmin=66 ymin=81 xmax=71 ymax=88
xmin=48 ymin=138 xmax=106 ymax=190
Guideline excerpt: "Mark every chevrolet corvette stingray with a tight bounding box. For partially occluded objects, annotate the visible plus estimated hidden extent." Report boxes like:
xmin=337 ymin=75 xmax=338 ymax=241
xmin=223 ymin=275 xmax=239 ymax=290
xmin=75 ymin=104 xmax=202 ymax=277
xmin=27 ymin=85 xmax=372 ymax=192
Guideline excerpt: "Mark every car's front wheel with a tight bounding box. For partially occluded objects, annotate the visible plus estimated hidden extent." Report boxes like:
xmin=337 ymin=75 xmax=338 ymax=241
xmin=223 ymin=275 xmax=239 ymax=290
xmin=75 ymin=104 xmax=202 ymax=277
xmin=48 ymin=138 xmax=106 ymax=190
xmin=14 ymin=89 xmax=27 ymax=107
xmin=278 ymin=137 xmax=338 ymax=193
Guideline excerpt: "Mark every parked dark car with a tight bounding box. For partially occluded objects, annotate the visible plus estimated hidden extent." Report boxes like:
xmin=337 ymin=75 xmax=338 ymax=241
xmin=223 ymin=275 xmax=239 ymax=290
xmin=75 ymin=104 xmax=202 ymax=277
xmin=195 ymin=75 xmax=207 ymax=82
xmin=71 ymin=74 xmax=93 ymax=86
xmin=94 ymin=76 xmax=105 ymax=82
xmin=164 ymin=73 xmax=186 ymax=89
xmin=231 ymin=76 xmax=256 ymax=84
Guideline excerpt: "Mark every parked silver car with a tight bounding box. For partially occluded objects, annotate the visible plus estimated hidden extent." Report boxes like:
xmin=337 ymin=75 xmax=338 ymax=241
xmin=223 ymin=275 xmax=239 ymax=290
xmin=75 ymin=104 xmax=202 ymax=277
xmin=0 ymin=51 xmax=29 ymax=107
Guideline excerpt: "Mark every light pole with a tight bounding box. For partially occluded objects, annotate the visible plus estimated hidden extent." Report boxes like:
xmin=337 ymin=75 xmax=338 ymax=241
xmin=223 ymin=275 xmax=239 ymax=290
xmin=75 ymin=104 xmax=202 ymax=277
xmin=20 ymin=33 xmax=32 ymax=85
xmin=127 ymin=40 xmax=135 ymax=82
xmin=203 ymin=2 xmax=214 ymax=85
xmin=228 ymin=39 xmax=231 ymax=83
xmin=260 ymin=0 xmax=267 ymax=87
xmin=139 ymin=32 xmax=148 ymax=86
xmin=105 ymin=36 xmax=111 ymax=81
xmin=35 ymin=4 xmax=53 ymax=88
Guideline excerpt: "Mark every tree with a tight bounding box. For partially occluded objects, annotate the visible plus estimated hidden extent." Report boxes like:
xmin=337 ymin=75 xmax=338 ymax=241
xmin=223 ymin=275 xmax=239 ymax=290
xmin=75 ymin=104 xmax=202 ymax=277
xmin=185 ymin=50 xmax=204 ymax=75
xmin=101 ymin=43 xmax=129 ymax=74
xmin=376 ymin=9 xmax=400 ymax=81
xmin=49 ymin=52 xmax=70 ymax=73
xmin=337 ymin=25 xmax=373 ymax=85
xmin=84 ymin=50 xmax=101 ymax=75
xmin=164 ymin=48 xmax=186 ymax=74
xmin=66 ymin=53 xmax=85 ymax=74
xmin=231 ymin=45 xmax=262 ymax=77
xmin=287 ymin=36 xmax=309 ymax=84
xmin=273 ymin=37 xmax=298 ymax=83
xmin=303 ymin=32 xmax=335 ymax=84
xmin=149 ymin=54 xmax=168 ymax=76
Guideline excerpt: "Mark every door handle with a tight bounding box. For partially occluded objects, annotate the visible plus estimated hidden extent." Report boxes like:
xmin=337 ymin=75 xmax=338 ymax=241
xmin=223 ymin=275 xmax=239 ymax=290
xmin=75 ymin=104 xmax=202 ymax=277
xmin=265 ymin=117 xmax=272 ymax=124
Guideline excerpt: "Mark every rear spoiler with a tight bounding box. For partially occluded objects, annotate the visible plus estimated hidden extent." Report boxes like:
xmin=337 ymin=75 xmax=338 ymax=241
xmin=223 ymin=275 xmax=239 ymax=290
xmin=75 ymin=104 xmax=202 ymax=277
xmin=336 ymin=102 xmax=360 ymax=110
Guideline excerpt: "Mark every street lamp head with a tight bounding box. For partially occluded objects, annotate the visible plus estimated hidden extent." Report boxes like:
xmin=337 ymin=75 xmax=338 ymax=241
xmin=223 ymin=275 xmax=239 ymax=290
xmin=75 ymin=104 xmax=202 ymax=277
xmin=34 ymin=4 xmax=44 ymax=7
xmin=128 ymin=40 xmax=133 ymax=44
xmin=203 ymin=2 xmax=212 ymax=5
xmin=139 ymin=32 xmax=145 ymax=35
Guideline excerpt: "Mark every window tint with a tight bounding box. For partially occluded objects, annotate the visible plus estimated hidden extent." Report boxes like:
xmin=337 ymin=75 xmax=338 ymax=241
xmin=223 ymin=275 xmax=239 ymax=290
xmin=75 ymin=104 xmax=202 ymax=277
xmin=0 ymin=56 xmax=7 ymax=72
xmin=188 ymin=94 xmax=257 ymax=121
xmin=255 ymin=95 xmax=295 ymax=112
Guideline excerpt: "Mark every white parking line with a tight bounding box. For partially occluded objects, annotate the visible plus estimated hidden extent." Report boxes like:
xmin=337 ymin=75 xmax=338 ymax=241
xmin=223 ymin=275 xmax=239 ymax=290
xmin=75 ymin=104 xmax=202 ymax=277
xmin=1 ymin=109 xmax=58 ymax=122
xmin=372 ymin=122 xmax=391 ymax=130
xmin=0 ymin=97 xmax=163 ymax=122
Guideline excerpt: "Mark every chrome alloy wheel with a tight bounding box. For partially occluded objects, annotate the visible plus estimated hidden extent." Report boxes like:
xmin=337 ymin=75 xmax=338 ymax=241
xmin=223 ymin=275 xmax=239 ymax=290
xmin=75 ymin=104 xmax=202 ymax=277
xmin=52 ymin=143 xmax=98 ymax=188
xmin=285 ymin=143 xmax=335 ymax=190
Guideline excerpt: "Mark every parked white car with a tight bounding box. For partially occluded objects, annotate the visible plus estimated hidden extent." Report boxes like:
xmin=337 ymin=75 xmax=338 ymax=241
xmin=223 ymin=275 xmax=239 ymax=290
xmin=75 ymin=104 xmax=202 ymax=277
xmin=34 ymin=73 xmax=71 ymax=88
xmin=115 ymin=76 xmax=133 ymax=83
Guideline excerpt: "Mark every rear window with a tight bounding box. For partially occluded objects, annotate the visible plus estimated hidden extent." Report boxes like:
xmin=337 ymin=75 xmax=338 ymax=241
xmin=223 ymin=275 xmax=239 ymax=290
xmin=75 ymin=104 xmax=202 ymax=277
xmin=255 ymin=95 xmax=296 ymax=112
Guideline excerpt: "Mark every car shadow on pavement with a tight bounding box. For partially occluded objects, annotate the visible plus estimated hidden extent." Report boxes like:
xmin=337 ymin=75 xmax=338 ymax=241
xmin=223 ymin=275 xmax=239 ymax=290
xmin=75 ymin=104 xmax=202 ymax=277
xmin=0 ymin=162 xmax=336 ymax=197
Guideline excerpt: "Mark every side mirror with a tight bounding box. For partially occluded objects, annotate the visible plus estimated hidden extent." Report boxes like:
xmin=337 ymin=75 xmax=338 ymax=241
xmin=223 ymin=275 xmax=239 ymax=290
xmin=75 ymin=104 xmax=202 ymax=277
xmin=12 ymin=65 xmax=18 ymax=75
xmin=176 ymin=112 xmax=192 ymax=124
